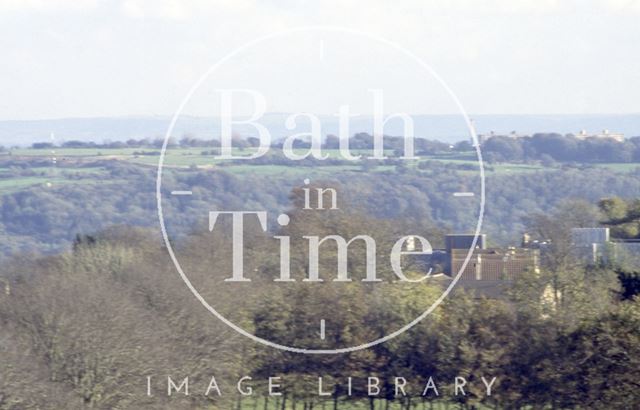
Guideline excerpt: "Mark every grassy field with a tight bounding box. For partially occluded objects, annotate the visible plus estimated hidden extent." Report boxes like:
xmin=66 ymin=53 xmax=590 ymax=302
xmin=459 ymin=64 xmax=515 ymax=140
xmin=223 ymin=164 xmax=365 ymax=176
xmin=488 ymin=163 xmax=547 ymax=174
xmin=11 ymin=147 xmax=145 ymax=157
xmin=593 ymin=163 xmax=640 ymax=172
xmin=6 ymin=146 xmax=492 ymax=168
xmin=0 ymin=175 xmax=107 ymax=194
xmin=1 ymin=146 xmax=637 ymax=196
xmin=10 ymin=147 xmax=396 ymax=165
xmin=0 ymin=165 xmax=115 ymax=194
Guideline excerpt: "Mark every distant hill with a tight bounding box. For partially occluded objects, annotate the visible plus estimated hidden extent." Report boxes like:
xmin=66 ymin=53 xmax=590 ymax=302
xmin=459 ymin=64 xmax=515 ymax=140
xmin=1 ymin=114 xmax=639 ymax=146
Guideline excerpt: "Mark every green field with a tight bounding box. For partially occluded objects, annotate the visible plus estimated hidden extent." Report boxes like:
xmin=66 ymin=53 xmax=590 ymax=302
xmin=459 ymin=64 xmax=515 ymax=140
xmin=11 ymin=147 xmax=145 ymax=157
xmin=593 ymin=163 xmax=640 ymax=172
xmin=0 ymin=175 xmax=109 ymax=194
xmin=0 ymin=166 xmax=116 ymax=194
xmin=6 ymin=146 xmax=488 ymax=170
xmin=10 ymin=147 xmax=396 ymax=165
xmin=1 ymin=147 xmax=637 ymax=196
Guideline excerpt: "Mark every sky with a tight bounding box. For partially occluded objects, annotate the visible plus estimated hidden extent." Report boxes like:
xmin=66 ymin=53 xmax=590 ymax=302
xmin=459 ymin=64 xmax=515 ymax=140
xmin=0 ymin=0 xmax=639 ymax=120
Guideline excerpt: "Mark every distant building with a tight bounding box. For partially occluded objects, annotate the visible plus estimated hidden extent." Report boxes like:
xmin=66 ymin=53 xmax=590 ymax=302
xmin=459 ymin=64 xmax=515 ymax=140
xmin=571 ymin=227 xmax=640 ymax=265
xmin=572 ymin=227 xmax=610 ymax=245
xmin=572 ymin=227 xmax=610 ymax=265
xmin=415 ymin=233 xmax=541 ymax=299
xmin=439 ymin=233 xmax=539 ymax=281
xmin=445 ymin=234 xmax=486 ymax=254
xmin=450 ymin=248 xmax=540 ymax=281
xmin=575 ymin=129 xmax=624 ymax=142
xmin=521 ymin=233 xmax=551 ymax=250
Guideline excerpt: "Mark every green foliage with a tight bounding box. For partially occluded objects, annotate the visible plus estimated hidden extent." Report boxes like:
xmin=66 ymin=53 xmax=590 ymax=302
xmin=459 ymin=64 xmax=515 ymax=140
xmin=0 ymin=220 xmax=638 ymax=408
xmin=483 ymin=133 xmax=640 ymax=163
xmin=556 ymin=298 xmax=640 ymax=409
xmin=599 ymin=197 xmax=640 ymax=239
xmin=1 ymin=147 xmax=639 ymax=409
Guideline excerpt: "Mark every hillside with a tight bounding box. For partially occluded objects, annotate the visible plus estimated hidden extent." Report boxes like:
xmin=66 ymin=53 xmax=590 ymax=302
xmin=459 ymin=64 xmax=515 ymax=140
xmin=1 ymin=146 xmax=639 ymax=258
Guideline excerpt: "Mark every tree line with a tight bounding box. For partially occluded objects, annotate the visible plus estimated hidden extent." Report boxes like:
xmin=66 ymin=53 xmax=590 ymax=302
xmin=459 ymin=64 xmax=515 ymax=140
xmin=27 ymin=133 xmax=455 ymax=157
xmin=0 ymin=193 xmax=638 ymax=409
xmin=25 ymin=131 xmax=640 ymax=165
xmin=482 ymin=133 xmax=640 ymax=164
xmin=2 ymin=158 xmax=640 ymax=258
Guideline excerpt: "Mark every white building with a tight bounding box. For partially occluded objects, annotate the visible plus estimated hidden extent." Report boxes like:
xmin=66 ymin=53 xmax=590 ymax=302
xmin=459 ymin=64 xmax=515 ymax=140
xmin=575 ymin=129 xmax=624 ymax=142
xmin=572 ymin=227 xmax=640 ymax=265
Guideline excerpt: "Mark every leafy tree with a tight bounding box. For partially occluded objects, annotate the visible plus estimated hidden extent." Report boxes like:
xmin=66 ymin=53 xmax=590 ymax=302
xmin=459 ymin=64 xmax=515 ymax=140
xmin=599 ymin=197 xmax=640 ymax=239
xmin=525 ymin=199 xmax=601 ymax=271
xmin=557 ymin=298 xmax=640 ymax=409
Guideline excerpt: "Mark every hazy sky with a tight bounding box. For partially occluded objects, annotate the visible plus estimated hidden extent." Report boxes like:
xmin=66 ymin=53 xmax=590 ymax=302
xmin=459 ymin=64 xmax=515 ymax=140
xmin=1 ymin=0 xmax=639 ymax=120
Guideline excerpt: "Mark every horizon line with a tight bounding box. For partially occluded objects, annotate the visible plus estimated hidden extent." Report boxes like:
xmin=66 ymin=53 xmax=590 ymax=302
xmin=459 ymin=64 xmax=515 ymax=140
xmin=2 ymin=112 xmax=640 ymax=123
